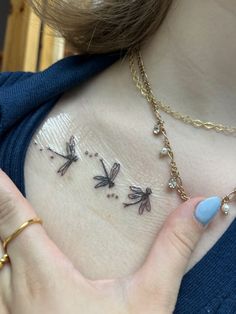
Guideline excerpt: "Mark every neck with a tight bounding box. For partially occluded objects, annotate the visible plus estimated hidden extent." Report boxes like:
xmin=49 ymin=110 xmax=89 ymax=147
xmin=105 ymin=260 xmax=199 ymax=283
xmin=139 ymin=0 xmax=236 ymax=125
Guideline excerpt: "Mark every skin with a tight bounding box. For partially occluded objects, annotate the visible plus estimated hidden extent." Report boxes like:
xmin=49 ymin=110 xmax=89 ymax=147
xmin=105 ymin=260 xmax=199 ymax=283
xmin=23 ymin=0 xmax=235 ymax=280
xmin=0 ymin=170 xmax=211 ymax=314
xmin=142 ymin=0 xmax=236 ymax=125
xmin=0 ymin=0 xmax=235 ymax=312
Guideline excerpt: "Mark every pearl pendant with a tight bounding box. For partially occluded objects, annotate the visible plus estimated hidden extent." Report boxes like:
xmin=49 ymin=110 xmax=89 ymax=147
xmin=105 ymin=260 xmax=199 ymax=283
xmin=153 ymin=124 xmax=160 ymax=135
xmin=160 ymin=147 xmax=169 ymax=156
xmin=221 ymin=203 xmax=230 ymax=215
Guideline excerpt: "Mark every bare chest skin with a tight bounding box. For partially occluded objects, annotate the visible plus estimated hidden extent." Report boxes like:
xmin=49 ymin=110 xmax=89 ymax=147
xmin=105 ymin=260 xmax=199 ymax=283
xmin=24 ymin=62 xmax=236 ymax=280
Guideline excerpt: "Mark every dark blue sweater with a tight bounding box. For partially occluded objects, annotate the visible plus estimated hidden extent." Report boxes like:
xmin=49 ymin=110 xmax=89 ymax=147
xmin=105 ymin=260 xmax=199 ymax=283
xmin=0 ymin=52 xmax=235 ymax=313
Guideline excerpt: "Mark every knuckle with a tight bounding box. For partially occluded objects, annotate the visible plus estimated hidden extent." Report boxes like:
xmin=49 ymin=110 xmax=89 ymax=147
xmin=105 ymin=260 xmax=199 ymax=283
xmin=166 ymin=222 xmax=196 ymax=259
xmin=0 ymin=193 xmax=19 ymax=225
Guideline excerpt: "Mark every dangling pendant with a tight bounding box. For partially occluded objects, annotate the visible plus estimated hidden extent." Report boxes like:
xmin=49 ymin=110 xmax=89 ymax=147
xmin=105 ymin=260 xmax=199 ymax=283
xmin=221 ymin=188 xmax=236 ymax=215
xmin=168 ymin=178 xmax=177 ymax=189
xmin=160 ymin=147 xmax=169 ymax=156
xmin=153 ymin=123 xmax=161 ymax=135
xmin=221 ymin=203 xmax=230 ymax=216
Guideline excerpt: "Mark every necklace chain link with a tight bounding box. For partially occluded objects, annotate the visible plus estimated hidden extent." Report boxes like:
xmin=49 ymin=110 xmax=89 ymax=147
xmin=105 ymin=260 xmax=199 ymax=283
xmin=129 ymin=47 xmax=236 ymax=136
xmin=128 ymin=46 xmax=236 ymax=213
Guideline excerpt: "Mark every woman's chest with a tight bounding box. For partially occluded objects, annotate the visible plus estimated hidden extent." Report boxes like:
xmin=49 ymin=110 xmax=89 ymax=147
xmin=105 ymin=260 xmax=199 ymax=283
xmin=24 ymin=88 xmax=236 ymax=279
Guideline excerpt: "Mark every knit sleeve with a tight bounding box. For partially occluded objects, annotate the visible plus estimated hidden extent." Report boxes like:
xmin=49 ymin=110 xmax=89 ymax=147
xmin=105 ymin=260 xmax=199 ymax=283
xmin=0 ymin=71 xmax=36 ymax=136
xmin=0 ymin=71 xmax=34 ymax=87
xmin=198 ymin=290 xmax=236 ymax=314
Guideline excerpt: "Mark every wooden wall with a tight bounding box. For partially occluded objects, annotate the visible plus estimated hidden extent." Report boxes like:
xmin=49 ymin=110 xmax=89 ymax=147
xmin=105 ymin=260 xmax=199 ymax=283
xmin=1 ymin=0 xmax=65 ymax=72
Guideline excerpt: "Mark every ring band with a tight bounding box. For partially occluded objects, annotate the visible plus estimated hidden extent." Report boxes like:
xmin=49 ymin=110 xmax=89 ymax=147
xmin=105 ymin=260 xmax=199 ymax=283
xmin=0 ymin=254 xmax=9 ymax=270
xmin=3 ymin=218 xmax=43 ymax=252
xmin=0 ymin=218 xmax=43 ymax=269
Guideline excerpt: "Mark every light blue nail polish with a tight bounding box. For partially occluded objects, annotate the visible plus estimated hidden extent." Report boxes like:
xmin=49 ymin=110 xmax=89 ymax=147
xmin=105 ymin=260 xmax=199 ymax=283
xmin=194 ymin=196 xmax=222 ymax=225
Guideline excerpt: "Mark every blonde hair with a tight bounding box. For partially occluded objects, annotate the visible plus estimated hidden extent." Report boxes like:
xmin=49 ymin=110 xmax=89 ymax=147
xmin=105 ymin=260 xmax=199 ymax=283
xmin=28 ymin=0 xmax=173 ymax=54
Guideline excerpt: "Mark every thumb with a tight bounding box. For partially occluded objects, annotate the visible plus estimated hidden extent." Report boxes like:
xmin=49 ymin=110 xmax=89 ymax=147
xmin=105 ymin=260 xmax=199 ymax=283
xmin=130 ymin=196 xmax=222 ymax=312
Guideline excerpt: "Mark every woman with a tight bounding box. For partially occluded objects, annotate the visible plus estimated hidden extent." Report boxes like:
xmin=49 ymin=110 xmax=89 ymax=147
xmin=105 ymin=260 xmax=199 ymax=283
xmin=0 ymin=0 xmax=235 ymax=313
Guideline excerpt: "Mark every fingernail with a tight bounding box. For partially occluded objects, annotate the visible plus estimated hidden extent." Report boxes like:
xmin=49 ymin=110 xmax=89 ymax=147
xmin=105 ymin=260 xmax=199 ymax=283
xmin=194 ymin=196 xmax=222 ymax=226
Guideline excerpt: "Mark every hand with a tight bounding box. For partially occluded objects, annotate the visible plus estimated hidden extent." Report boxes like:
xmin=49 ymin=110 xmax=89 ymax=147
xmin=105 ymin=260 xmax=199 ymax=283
xmin=0 ymin=169 xmax=221 ymax=314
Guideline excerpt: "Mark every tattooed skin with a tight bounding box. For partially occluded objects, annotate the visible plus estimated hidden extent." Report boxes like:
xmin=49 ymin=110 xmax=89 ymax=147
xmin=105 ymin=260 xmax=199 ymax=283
xmin=46 ymin=139 xmax=152 ymax=213
xmin=47 ymin=135 xmax=79 ymax=176
xmin=123 ymin=186 xmax=152 ymax=215
xmin=93 ymin=159 xmax=120 ymax=189
xmin=45 ymin=138 xmax=152 ymax=214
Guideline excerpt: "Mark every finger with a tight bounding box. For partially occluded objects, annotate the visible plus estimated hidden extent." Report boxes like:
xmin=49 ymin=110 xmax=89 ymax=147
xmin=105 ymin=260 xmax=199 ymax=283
xmin=130 ymin=196 xmax=222 ymax=312
xmin=0 ymin=169 xmax=66 ymax=269
xmin=0 ymin=243 xmax=11 ymax=306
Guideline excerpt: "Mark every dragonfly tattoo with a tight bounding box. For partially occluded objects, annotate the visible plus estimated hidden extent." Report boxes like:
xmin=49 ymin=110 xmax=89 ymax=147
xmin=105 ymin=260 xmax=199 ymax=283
xmin=123 ymin=186 xmax=152 ymax=215
xmin=47 ymin=135 xmax=79 ymax=176
xmin=94 ymin=159 xmax=120 ymax=189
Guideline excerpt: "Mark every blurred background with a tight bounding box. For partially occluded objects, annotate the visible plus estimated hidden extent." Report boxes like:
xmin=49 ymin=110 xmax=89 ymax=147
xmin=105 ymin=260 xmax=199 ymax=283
xmin=0 ymin=0 xmax=75 ymax=72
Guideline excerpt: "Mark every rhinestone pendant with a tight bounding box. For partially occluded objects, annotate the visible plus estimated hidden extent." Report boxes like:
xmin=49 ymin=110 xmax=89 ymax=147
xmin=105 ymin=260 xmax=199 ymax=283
xmin=221 ymin=203 xmax=230 ymax=215
xmin=168 ymin=178 xmax=177 ymax=189
xmin=153 ymin=124 xmax=160 ymax=135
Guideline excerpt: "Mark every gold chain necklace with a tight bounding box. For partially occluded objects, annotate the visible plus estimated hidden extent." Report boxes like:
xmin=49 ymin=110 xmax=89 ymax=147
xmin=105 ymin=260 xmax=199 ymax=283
xmin=129 ymin=47 xmax=236 ymax=136
xmin=128 ymin=46 xmax=236 ymax=215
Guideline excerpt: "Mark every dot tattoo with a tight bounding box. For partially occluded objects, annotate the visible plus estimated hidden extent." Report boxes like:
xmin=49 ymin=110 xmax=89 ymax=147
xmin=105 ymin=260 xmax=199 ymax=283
xmin=107 ymin=193 xmax=119 ymax=199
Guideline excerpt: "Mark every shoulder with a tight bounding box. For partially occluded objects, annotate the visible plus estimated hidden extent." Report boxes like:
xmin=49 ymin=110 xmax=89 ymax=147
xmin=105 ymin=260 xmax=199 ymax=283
xmin=0 ymin=71 xmax=34 ymax=88
xmin=0 ymin=51 xmax=125 ymax=135
xmin=0 ymin=49 xmax=125 ymax=88
xmin=0 ymin=51 xmax=124 ymax=91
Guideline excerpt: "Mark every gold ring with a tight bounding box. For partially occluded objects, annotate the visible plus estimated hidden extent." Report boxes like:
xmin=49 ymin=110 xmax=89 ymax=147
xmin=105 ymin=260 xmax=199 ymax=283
xmin=0 ymin=254 xmax=9 ymax=270
xmin=0 ymin=218 xmax=43 ymax=270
